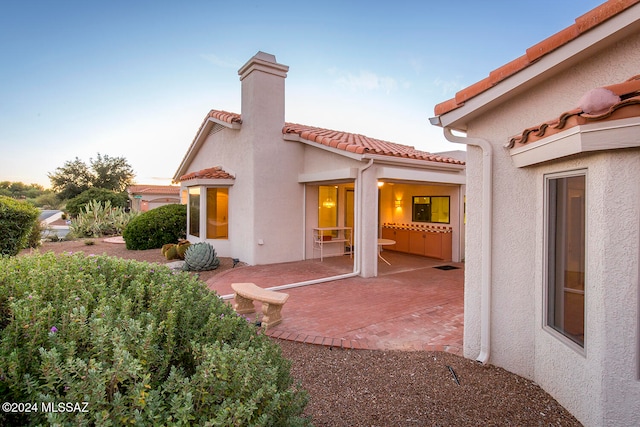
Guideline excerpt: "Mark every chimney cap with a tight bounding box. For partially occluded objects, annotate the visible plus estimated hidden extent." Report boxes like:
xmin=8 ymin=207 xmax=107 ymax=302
xmin=238 ymin=51 xmax=289 ymax=81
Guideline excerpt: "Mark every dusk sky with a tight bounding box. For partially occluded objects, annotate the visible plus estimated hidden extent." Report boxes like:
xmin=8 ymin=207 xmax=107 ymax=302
xmin=1 ymin=0 xmax=604 ymax=188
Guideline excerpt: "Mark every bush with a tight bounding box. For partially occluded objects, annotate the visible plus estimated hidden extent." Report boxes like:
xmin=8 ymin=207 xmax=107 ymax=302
xmin=66 ymin=188 xmax=129 ymax=217
xmin=123 ymin=204 xmax=187 ymax=250
xmin=0 ymin=196 xmax=40 ymax=256
xmin=24 ymin=218 xmax=44 ymax=250
xmin=69 ymin=199 xmax=136 ymax=238
xmin=0 ymin=253 xmax=309 ymax=426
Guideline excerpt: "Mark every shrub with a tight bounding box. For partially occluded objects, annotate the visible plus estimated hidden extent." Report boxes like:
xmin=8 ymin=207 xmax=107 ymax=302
xmin=0 ymin=195 xmax=40 ymax=256
xmin=66 ymin=188 xmax=129 ymax=217
xmin=123 ymin=204 xmax=187 ymax=250
xmin=24 ymin=217 xmax=44 ymax=250
xmin=69 ymin=199 xmax=137 ymax=238
xmin=0 ymin=253 xmax=309 ymax=426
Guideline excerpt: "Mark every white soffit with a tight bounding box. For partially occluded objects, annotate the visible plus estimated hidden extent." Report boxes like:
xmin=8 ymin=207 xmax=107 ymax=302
xmin=298 ymin=168 xmax=359 ymax=183
xmin=377 ymin=166 xmax=466 ymax=185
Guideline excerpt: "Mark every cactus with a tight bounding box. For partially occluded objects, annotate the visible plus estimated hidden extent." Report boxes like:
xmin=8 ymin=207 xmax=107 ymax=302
xmin=161 ymin=240 xmax=191 ymax=260
xmin=182 ymin=242 xmax=220 ymax=271
xmin=161 ymin=243 xmax=177 ymax=260
xmin=175 ymin=239 xmax=191 ymax=259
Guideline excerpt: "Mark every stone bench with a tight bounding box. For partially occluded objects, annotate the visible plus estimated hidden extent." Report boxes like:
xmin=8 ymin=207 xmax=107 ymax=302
xmin=231 ymin=282 xmax=289 ymax=329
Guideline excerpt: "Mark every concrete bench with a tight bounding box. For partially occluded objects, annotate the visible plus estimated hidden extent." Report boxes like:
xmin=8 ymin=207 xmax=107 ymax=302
xmin=231 ymin=282 xmax=289 ymax=329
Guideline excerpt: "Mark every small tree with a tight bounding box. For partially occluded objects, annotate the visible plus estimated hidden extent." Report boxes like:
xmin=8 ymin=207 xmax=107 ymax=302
xmin=48 ymin=157 xmax=93 ymax=200
xmin=48 ymin=153 xmax=135 ymax=200
xmin=90 ymin=153 xmax=135 ymax=192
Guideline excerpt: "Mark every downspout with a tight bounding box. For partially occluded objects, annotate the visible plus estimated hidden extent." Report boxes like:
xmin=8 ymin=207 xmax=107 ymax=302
xmin=443 ymin=127 xmax=493 ymax=365
xmin=221 ymin=159 xmax=374 ymax=298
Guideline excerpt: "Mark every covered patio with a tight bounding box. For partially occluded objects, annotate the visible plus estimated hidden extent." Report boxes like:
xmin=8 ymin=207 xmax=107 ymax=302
xmin=205 ymin=251 xmax=463 ymax=353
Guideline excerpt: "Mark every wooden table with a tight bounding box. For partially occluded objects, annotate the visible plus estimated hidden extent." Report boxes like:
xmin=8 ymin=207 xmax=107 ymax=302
xmin=377 ymin=238 xmax=396 ymax=265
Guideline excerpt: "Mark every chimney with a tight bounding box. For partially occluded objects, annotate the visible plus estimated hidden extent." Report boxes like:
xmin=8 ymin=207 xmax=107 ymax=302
xmin=238 ymin=52 xmax=289 ymax=132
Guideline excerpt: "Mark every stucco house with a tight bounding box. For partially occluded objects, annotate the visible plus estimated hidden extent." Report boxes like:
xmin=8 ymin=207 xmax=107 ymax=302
xmin=126 ymin=185 xmax=180 ymax=212
xmin=173 ymin=52 xmax=465 ymax=278
xmin=430 ymin=1 xmax=640 ymax=425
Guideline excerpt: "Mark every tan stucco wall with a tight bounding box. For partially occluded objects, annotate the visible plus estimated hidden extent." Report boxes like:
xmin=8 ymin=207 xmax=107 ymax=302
xmin=461 ymin=31 xmax=640 ymax=426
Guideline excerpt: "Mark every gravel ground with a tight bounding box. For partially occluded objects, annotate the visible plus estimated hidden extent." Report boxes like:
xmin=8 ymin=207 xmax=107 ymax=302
xmin=22 ymin=238 xmax=582 ymax=426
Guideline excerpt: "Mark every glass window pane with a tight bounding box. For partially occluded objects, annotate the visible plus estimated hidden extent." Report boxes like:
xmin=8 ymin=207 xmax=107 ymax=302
xmin=412 ymin=196 xmax=450 ymax=224
xmin=206 ymin=188 xmax=228 ymax=239
xmin=188 ymin=187 xmax=200 ymax=237
xmin=547 ymin=174 xmax=585 ymax=347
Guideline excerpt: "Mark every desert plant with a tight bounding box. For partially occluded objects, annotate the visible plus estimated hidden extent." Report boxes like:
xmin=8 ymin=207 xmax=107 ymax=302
xmin=69 ymin=199 xmax=136 ymax=238
xmin=0 ymin=195 xmax=40 ymax=256
xmin=65 ymin=187 xmax=129 ymax=217
xmin=0 ymin=253 xmax=309 ymax=426
xmin=183 ymin=242 xmax=221 ymax=271
xmin=123 ymin=204 xmax=187 ymax=250
xmin=161 ymin=239 xmax=191 ymax=260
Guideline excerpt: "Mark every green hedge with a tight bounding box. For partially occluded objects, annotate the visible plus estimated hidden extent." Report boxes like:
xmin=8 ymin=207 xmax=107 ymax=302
xmin=123 ymin=204 xmax=187 ymax=250
xmin=0 ymin=196 xmax=40 ymax=256
xmin=0 ymin=253 xmax=309 ymax=426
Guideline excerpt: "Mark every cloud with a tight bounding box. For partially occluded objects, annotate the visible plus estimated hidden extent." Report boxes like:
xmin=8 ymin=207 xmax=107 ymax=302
xmin=432 ymin=77 xmax=465 ymax=96
xmin=331 ymin=69 xmax=398 ymax=94
xmin=200 ymin=54 xmax=241 ymax=69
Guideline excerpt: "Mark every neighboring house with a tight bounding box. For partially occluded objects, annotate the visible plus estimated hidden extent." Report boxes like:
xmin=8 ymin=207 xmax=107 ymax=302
xmin=126 ymin=185 xmax=180 ymax=212
xmin=173 ymin=52 xmax=466 ymax=277
xmin=430 ymin=1 xmax=640 ymax=425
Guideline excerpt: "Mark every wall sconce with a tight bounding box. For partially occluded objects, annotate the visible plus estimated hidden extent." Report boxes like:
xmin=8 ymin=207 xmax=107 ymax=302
xmin=394 ymin=200 xmax=402 ymax=208
xmin=322 ymin=198 xmax=336 ymax=208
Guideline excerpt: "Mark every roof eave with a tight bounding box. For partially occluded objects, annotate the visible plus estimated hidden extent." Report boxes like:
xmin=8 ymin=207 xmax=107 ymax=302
xmin=173 ymin=118 xmax=241 ymax=182
xmin=434 ymin=4 xmax=640 ymax=130
xmin=361 ymin=153 xmax=465 ymax=171
xmin=283 ymin=133 xmax=364 ymax=161
xmin=285 ymin=133 xmax=465 ymax=169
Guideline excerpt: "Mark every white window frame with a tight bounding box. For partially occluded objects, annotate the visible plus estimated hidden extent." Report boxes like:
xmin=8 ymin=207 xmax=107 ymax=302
xmin=543 ymin=169 xmax=587 ymax=355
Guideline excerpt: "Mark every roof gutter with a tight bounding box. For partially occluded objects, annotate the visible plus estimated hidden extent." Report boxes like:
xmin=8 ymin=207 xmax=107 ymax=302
xmin=441 ymin=126 xmax=493 ymax=365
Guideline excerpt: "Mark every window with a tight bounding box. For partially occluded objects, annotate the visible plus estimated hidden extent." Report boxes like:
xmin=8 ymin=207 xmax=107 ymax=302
xmin=206 ymin=188 xmax=228 ymax=239
xmin=188 ymin=187 xmax=200 ymax=237
xmin=546 ymin=171 xmax=586 ymax=347
xmin=412 ymin=196 xmax=450 ymax=223
xmin=318 ymin=185 xmax=338 ymax=236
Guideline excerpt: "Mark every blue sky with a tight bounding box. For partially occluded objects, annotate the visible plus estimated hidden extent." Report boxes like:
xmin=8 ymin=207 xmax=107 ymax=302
xmin=0 ymin=0 xmax=604 ymax=188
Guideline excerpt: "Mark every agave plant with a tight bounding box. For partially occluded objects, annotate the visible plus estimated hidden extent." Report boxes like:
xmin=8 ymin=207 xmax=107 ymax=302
xmin=182 ymin=242 xmax=220 ymax=271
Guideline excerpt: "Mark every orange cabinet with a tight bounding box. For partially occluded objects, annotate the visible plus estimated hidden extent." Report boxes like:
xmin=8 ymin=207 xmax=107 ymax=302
xmin=408 ymin=231 xmax=426 ymax=255
xmin=381 ymin=228 xmax=410 ymax=252
xmin=395 ymin=229 xmax=410 ymax=252
xmin=382 ymin=226 xmax=452 ymax=260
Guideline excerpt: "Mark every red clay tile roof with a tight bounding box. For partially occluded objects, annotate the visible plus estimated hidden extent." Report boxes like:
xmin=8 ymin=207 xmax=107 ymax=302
xmin=206 ymin=110 xmax=242 ymax=125
xmin=187 ymin=109 xmax=464 ymax=166
xmin=127 ymin=185 xmax=180 ymax=195
xmin=191 ymin=110 xmax=242 ymax=141
xmin=434 ymin=0 xmax=640 ymax=117
xmin=507 ymin=74 xmax=640 ymax=148
xmin=282 ymin=123 xmax=464 ymax=164
xmin=179 ymin=166 xmax=235 ymax=181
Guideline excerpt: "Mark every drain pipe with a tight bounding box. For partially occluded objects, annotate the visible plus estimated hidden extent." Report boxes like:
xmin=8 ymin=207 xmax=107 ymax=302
xmin=221 ymin=159 xmax=374 ymax=298
xmin=443 ymin=127 xmax=493 ymax=364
